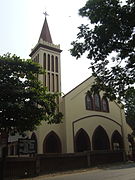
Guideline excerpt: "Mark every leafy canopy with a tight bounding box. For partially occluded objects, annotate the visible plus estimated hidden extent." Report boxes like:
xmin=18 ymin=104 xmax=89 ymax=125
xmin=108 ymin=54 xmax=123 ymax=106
xmin=70 ymin=0 xmax=135 ymax=103
xmin=0 ymin=53 xmax=62 ymax=135
xmin=125 ymin=88 xmax=135 ymax=130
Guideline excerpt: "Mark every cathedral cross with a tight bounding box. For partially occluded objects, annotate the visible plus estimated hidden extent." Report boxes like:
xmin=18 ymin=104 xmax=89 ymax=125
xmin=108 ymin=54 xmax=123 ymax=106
xmin=43 ymin=11 xmax=49 ymax=17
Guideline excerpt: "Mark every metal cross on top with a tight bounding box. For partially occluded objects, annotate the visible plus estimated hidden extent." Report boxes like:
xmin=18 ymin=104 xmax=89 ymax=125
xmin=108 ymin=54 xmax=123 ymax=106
xmin=43 ymin=11 xmax=49 ymax=17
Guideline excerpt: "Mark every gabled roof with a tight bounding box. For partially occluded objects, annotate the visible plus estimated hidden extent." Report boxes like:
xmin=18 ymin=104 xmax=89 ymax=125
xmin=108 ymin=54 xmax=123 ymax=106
xmin=63 ymin=76 xmax=93 ymax=98
xmin=38 ymin=17 xmax=53 ymax=43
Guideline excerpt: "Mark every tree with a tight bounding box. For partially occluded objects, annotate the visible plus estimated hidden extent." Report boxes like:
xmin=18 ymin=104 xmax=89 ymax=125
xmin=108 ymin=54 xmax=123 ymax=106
xmin=125 ymin=88 xmax=135 ymax=131
xmin=70 ymin=0 xmax=135 ymax=103
xmin=0 ymin=53 xmax=62 ymax=136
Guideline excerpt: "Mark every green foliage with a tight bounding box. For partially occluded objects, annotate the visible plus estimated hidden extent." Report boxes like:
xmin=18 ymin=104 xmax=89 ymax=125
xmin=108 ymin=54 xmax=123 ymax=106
xmin=0 ymin=53 xmax=62 ymax=135
xmin=70 ymin=0 xmax=135 ymax=102
xmin=125 ymin=88 xmax=135 ymax=130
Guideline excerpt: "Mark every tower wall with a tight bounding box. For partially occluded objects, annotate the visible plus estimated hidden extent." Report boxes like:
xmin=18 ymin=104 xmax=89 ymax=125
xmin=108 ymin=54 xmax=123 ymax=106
xmin=30 ymin=40 xmax=62 ymax=94
xmin=29 ymin=18 xmax=66 ymax=154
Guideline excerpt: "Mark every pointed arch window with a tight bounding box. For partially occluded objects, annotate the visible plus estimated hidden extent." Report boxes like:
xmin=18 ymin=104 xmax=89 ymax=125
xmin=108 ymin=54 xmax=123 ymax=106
xmin=55 ymin=56 xmax=58 ymax=72
xmin=43 ymin=53 xmax=46 ymax=69
xmin=94 ymin=93 xmax=101 ymax=111
xmin=52 ymin=74 xmax=55 ymax=92
xmin=48 ymin=54 xmax=50 ymax=71
xmin=92 ymin=126 xmax=110 ymax=150
xmin=102 ymin=97 xmax=109 ymax=112
xmin=51 ymin=55 xmax=54 ymax=72
xmin=48 ymin=73 xmax=50 ymax=91
xmin=75 ymin=128 xmax=91 ymax=152
xmin=111 ymin=130 xmax=123 ymax=151
xmin=31 ymin=133 xmax=37 ymax=154
xmin=85 ymin=94 xmax=93 ymax=110
xmin=43 ymin=131 xmax=62 ymax=153
xmin=56 ymin=74 xmax=59 ymax=92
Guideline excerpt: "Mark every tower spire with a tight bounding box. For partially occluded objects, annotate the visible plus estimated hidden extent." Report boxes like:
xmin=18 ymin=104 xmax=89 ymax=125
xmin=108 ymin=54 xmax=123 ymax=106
xmin=38 ymin=12 xmax=53 ymax=43
xmin=30 ymin=12 xmax=62 ymax=94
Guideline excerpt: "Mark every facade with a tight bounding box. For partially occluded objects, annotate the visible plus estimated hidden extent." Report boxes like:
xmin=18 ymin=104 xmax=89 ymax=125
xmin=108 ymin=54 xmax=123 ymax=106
xmin=61 ymin=77 xmax=129 ymax=153
xmin=27 ymin=16 xmax=132 ymax=156
xmin=5 ymin=16 xmax=132 ymax=157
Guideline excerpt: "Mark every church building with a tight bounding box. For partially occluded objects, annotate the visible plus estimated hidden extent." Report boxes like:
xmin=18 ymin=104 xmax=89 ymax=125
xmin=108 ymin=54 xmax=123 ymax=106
xmin=27 ymin=15 xmax=132 ymax=156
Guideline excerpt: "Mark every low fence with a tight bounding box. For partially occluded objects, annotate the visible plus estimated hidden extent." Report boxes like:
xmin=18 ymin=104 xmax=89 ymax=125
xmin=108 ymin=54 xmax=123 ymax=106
xmin=0 ymin=150 xmax=125 ymax=179
xmin=4 ymin=157 xmax=36 ymax=178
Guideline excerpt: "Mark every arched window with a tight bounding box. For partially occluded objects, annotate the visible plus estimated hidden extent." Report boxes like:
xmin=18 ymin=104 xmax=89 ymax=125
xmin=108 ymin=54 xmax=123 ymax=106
xmin=43 ymin=131 xmax=62 ymax=153
xmin=31 ymin=132 xmax=38 ymax=154
xmin=51 ymin=55 xmax=54 ymax=72
xmin=48 ymin=54 xmax=50 ymax=71
xmin=55 ymin=56 xmax=58 ymax=72
xmin=56 ymin=74 xmax=59 ymax=92
xmin=94 ymin=93 xmax=101 ymax=111
xmin=111 ymin=130 xmax=123 ymax=151
xmin=48 ymin=73 xmax=50 ymax=91
xmin=52 ymin=74 xmax=55 ymax=92
xmin=75 ymin=128 xmax=91 ymax=152
xmin=92 ymin=126 xmax=110 ymax=150
xmin=85 ymin=94 xmax=93 ymax=110
xmin=102 ymin=97 xmax=109 ymax=112
xmin=43 ymin=53 xmax=46 ymax=69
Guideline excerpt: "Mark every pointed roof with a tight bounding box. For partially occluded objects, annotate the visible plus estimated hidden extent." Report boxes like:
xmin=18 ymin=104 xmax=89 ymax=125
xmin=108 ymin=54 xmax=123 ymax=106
xmin=39 ymin=17 xmax=53 ymax=43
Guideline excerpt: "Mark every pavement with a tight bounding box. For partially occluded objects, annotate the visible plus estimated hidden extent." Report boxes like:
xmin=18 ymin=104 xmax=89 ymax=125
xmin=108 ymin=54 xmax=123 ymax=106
xmin=17 ymin=168 xmax=98 ymax=180
xmin=17 ymin=161 xmax=135 ymax=180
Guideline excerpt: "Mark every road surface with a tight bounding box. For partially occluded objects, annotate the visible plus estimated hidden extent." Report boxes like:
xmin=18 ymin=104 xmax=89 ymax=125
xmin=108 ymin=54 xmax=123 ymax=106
xmin=41 ymin=162 xmax=135 ymax=180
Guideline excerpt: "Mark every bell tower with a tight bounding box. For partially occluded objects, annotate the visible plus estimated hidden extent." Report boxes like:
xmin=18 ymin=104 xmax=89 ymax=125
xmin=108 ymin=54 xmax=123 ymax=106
xmin=29 ymin=14 xmax=62 ymax=93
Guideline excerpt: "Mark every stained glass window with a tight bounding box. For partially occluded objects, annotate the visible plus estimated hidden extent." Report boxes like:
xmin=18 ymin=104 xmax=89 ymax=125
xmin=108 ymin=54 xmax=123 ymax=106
xmin=85 ymin=94 xmax=93 ymax=110
xmin=94 ymin=93 xmax=101 ymax=111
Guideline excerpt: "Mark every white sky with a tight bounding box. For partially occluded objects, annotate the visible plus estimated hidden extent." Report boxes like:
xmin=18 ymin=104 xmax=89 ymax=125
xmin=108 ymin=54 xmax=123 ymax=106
xmin=0 ymin=0 xmax=91 ymax=94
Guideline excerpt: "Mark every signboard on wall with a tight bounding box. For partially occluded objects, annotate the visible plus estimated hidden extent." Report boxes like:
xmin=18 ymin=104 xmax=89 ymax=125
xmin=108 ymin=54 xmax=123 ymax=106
xmin=18 ymin=138 xmax=36 ymax=154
